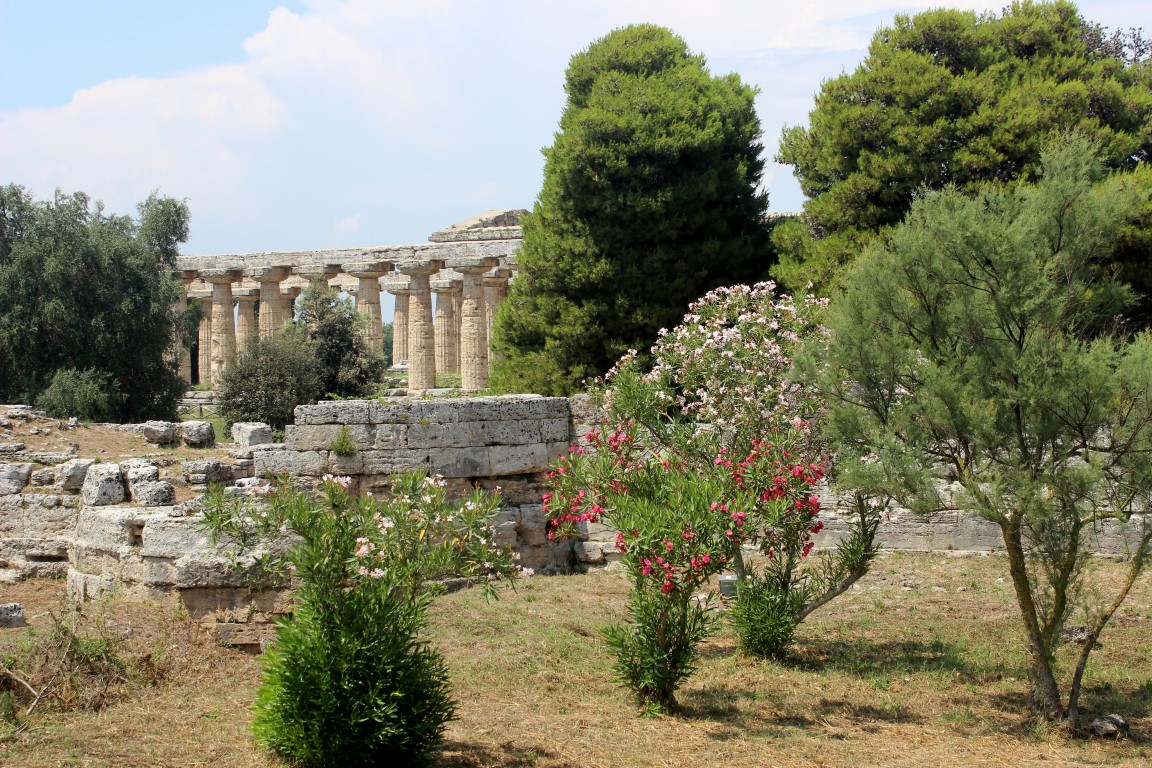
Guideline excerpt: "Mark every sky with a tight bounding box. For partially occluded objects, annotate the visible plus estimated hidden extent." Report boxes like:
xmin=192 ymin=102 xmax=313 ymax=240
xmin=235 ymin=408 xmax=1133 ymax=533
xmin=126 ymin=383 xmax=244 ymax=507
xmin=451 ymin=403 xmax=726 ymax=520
xmin=0 ymin=0 xmax=1146 ymax=257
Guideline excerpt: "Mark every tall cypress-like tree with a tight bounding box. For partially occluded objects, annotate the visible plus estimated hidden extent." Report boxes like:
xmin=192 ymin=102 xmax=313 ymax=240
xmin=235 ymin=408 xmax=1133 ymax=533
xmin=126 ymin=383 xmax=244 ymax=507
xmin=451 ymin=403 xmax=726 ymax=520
xmin=774 ymin=0 xmax=1152 ymax=294
xmin=489 ymin=24 xmax=774 ymax=396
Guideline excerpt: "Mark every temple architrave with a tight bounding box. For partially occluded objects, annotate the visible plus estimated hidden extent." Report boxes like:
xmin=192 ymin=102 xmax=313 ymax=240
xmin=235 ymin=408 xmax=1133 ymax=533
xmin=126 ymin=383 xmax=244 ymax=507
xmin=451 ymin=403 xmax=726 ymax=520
xmin=175 ymin=210 xmax=525 ymax=394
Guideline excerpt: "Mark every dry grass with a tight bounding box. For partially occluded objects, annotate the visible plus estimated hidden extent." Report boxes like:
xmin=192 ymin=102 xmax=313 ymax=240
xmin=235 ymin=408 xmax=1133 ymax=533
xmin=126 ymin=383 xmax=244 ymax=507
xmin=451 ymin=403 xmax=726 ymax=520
xmin=2 ymin=552 xmax=1151 ymax=767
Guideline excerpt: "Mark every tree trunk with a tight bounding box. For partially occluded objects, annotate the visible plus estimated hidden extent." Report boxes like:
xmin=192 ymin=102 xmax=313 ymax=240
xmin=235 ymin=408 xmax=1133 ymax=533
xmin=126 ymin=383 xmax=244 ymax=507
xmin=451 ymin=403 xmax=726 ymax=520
xmin=1002 ymin=518 xmax=1064 ymax=719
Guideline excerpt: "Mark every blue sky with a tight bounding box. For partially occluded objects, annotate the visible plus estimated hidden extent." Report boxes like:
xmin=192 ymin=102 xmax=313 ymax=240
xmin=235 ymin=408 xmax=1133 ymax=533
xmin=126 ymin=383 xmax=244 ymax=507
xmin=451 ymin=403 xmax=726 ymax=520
xmin=1 ymin=1 xmax=1144 ymax=256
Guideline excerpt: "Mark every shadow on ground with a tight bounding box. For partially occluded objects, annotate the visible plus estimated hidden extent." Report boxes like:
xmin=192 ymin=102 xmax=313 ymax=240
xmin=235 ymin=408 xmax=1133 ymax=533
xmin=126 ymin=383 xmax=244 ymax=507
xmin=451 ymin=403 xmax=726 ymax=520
xmin=438 ymin=741 xmax=579 ymax=768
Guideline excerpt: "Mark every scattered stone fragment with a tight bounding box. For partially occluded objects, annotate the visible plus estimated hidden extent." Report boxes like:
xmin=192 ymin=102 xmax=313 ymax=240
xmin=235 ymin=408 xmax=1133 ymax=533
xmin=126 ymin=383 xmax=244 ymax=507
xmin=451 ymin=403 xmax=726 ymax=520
xmin=0 ymin=442 xmax=26 ymax=454
xmin=0 ymin=603 xmax=26 ymax=629
xmin=132 ymin=480 xmax=176 ymax=506
xmin=81 ymin=463 xmax=126 ymax=506
xmin=0 ymin=462 xmax=32 ymax=495
xmin=232 ymin=422 xmax=273 ymax=447
xmin=180 ymin=421 xmax=215 ymax=448
xmin=1090 ymin=714 xmax=1129 ymax=739
xmin=182 ymin=459 xmax=233 ymax=486
xmin=141 ymin=420 xmax=176 ymax=445
xmin=31 ymin=468 xmax=56 ymax=487
xmin=121 ymin=458 xmax=160 ymax=485
xmin=55 ymin=458 xmax=96 ymax=491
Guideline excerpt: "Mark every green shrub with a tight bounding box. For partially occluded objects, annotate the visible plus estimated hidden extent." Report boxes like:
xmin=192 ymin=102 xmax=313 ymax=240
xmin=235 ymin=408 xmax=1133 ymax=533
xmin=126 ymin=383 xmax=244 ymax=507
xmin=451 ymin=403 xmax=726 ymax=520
xmin=729 ymin=571 xmax=804 ymax=660
xmin=202 ymin=473 xmax=521 ymax=767
xmin=328 ymin=425 xmax=357 ymax=457
xmin=35 ymin=368 xmax=122 ymax=421
xmin=217 ymin=330 xmax=323 ymax=430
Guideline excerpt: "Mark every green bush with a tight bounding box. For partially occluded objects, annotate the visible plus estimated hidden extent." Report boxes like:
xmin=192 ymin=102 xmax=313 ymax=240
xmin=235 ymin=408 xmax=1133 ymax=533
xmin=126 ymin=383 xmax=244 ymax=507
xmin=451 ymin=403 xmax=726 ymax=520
xmin=35 ymin=368 xmax=122 ymax=421
xmin=729 ymin=571 xmax=804 ymax=660
xmin=217 ymin=330 xmax=323 ymax=430
xmin=202 ymin=473 xmax=521 ymax=767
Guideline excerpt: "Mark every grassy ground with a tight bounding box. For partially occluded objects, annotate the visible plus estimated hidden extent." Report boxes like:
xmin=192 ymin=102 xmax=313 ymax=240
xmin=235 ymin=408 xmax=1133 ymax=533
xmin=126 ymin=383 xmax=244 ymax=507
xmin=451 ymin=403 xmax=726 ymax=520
xmin=2 ymin=553 xmax=1150 ymax=767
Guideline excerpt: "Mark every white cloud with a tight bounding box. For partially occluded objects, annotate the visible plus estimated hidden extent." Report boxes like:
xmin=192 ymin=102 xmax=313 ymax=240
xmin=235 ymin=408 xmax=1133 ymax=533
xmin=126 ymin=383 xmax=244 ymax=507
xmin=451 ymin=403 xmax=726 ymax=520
xmin=0 ymin=64 xmax=281 ymax=212
xmin=330 ymin=213 xmax=366 ymax=241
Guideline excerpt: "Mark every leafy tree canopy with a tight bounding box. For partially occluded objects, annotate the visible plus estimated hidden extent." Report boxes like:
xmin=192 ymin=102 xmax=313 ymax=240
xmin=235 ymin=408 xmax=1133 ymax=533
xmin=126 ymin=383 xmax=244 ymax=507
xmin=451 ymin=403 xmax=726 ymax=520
xmin=774 ymin=0 xmax=1152 ymax=294
xmin=818 ymin=135 xmax=1152 ymax=726
xmin=295 ymin=281 xmax=386 ymax=398
xmin=490 ymin=24 xmax=775 ymax=396
xmin=0 ymin=185 xmax=191 ymax=421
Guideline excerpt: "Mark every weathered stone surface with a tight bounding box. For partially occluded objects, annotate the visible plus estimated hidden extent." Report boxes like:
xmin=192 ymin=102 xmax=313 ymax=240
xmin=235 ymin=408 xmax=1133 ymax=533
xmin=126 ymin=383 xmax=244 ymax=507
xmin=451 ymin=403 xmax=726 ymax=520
xmin=1090 ymin=714 xmax=1129 ymax=739
xmin=0 ymin=443 xmax=25 ymax=454
xmin=0 ymin=603 xmax=27 ymax=628
xmin=181 ymin=459 xmax=233 ymax=485
xmin=373 ymin=423 xmax=408 ymax=449
xmin=295 ymin=401 xmax=371 ymax=425
xmin=254 ymin=450 xmax=326 ymax=477
xmin=0 ymin=463 xmax=32 ymax=495
xmin=121 ymin=459 xmax=160 ymax=485
xmin=489 ymin=443 xmax=552 ymax=475
xmin=285 ymin=423 xmax=373 ymax=452
xmin=232 ymin=422 xmax=273 ymax=446
xmin=30 ymin=468 xmax=56 ymax=487
xmin=132 ymin=481 xmax=176 ymax=507
xmin=429 ymin=446 xmax=490 ymax=477
xmin=360 ymin=449 xmax=430 ymax=476
xmin=54 ymin=458 xmax=96 ymax=492
xmin=180 ymin=420 xmax=216 ymax=447
xmin=81 ymin=463 xmax=125 ymax=506
xmin=141 ymin=421 xmax=176 ymax=445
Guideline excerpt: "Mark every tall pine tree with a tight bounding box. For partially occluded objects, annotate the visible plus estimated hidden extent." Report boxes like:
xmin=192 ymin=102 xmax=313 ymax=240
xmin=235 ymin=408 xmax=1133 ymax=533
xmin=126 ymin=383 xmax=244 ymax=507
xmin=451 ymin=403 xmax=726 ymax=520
xmin=490 ymin=24 xmax=774 ymax=396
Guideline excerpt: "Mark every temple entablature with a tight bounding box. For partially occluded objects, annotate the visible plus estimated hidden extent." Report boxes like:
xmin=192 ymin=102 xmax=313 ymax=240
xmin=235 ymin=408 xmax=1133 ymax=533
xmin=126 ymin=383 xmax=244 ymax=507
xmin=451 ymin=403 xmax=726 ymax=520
xmin=175 ymin=210 xmax=525 ymax=391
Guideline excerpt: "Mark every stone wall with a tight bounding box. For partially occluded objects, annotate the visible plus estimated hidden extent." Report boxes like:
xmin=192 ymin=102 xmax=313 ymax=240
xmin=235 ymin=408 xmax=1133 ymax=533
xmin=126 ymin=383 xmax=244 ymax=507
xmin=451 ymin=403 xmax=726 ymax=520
xmin=255 ymin=394 xmax=577 ymax=572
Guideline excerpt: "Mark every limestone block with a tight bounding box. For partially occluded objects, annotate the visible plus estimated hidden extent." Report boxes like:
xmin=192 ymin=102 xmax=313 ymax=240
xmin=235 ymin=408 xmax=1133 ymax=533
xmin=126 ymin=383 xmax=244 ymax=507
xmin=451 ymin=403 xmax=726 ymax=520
xmin=55 ymin=458 xmax=95 ymax=491
xmin=373 ymin=423 xmax=408 ymax=449
xmin=295 ymin=401 xmax=371 ymax=425
xmin=369 ymin=402 xmax=418 ymax=424
xmin=488 ymin=443 xmax=551 ymax=476
xmin=285 ymin=424 xmax=373 ymax=452
xmin=429 ymin=446 xmax=490 ymax=477
xmin=67 ymin=568 xmax=119 ymax=603
xmin=141 ymin=556 xmax=177 ymax=586
xmin=406 ymin=421 xmax=469 ymax=449
xmin=180 ymin=421 xmax=216 ymax=447
xmin=81 ymin=463 xmax=126 ymax=506
xmin=214 ymin=622 xmax=275 ymax=651
xmin=254 ymin=450 xmax=326 ymax=477
xmin=0 ymin=603 xmax=27 ymax=629
xmin=0 ymin=462 xmax=32 ymax=495
xmin=132 ymin=481 xmax=176 ymax=507
xmin=540 ymin=417 xmax=571 ymax=444
xmin=121 ymin=459 xmax=160 ymax=485
xmin=574 ymin=541 xmax=610 ymax=564
xmin=182 ymin=460 xmax=233 ymax=485
xmin=173 ymin=555 xmax=246 ymax=589
xmin=31 ymin=468 xmax=56 ymax=487
xmin=141 ymin=421 xmax=176 ymax=445
xmin=517 ymin=504 xmax=552 ymax=547
xmin=137 ymin=517 xmax=208 ymax=559
xmin=24 ymin=495 xmax=79 ymax=538
xmin=232 ymin=422 xmax=273 ymax=446
xmin=0 ymin=496 xmax=22 ymax=536
xmin=74 ymin=507 xmax=143 ymax=552
xmin=328 ymin=453 xmax=364 ymax=476
xmin=360 ymin=450 xmax=430 ymax=476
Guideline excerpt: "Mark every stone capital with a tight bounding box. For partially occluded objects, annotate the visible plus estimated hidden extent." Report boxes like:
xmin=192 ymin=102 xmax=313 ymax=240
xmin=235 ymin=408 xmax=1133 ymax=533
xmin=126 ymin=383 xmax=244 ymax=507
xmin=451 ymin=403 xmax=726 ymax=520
xmin=345 ymin=261 xmax=391 ymax=280
xmin=396 ymin=259 xmax=444 ymax=277
xmin=292 ymin=264 xmax=342 ymax=280
xmin=200 ymin=268 xmax=242 ymax=284
xmin=245 ymin=266 xmax=290 ymax=281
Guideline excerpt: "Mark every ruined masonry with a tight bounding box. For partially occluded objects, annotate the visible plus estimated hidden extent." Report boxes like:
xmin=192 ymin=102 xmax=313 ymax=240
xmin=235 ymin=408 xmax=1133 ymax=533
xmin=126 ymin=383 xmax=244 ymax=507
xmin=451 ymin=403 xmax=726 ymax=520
xmin=177 ymin=209 xmax=524 ymax=394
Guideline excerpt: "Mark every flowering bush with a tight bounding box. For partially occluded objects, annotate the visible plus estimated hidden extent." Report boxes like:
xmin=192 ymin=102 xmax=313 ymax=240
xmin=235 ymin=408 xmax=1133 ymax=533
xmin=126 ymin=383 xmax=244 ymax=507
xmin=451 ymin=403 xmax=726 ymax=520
xmin=547 ymin=282 xmax=885 ymax=685
xmin=202 ymin=472 xmax=519 ymax=768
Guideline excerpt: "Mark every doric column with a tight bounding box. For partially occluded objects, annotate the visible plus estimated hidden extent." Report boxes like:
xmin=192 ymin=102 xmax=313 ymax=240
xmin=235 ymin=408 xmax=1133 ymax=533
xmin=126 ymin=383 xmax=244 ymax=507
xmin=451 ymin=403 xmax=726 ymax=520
xmin=432 ymin=280 xmax=461 ymax=375
xmin=385 ymin=286 xmax=411 ymax=366
xmin=346 ymin=262 xmax=391 ymax=355
xmin=234 ymin=289 xmax=259 ymax=354
xmin=457 ymin=264 xmax=492 ymax=392
xmin=452 ymin=287 xmax=462 ymax=373
xmin=173 ymin=272 xmax=196 ymax=385
xmin=483 ymin=269 xmax=510 ymax=333
xmin=194 ymin=293 xmax=213 ymax=386
xmin=247 ymin=266 xmax=290 ymax=339
xmin=398 ymin=261 xmax=443 ymax=393
xmin=281 ymin=284 xmax=303 ymax=327
xmin=201 ymin=270 xmax=240 ymax=383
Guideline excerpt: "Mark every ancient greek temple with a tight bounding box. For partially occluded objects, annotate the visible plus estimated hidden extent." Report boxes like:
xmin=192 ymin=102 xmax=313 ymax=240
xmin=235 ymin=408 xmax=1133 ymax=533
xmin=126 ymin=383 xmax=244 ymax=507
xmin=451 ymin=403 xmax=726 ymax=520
xmin=173 ymin=209 xmax=524 ymax=394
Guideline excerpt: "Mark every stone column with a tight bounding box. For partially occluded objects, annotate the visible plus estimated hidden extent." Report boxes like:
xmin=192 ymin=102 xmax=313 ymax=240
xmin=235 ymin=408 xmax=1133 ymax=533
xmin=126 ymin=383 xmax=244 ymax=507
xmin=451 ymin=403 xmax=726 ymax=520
xmin=195 ymin=294 xmax=213 ymax=386
xmin=452 ymin=287 xmax=463 ymax=374
xmin=346 ymin=263 xmax=390 ymax=355
xmin=398 ymin=261 xmax=443 ymax=393
xmin=281 ymin=284 xmax=303 ymax=326
xmin=234 ymin=290 xmax=259 ymax=354
xmin=248 ymin=267 xmax=289 ymax=339
xmin=457 ymin=265 xmax=491 ymax=392
xmin=387 ymin=287 xmax=411 ymax=366
xmin=172 ymin=274 xmax=195 ymax=385
xmin=432 ymin=281 xmax=460 ymax=375
xmin=483 ymin=270 xmax=509 ymax=333
xmin=201 ymin=270 xmax=240 ymax=383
